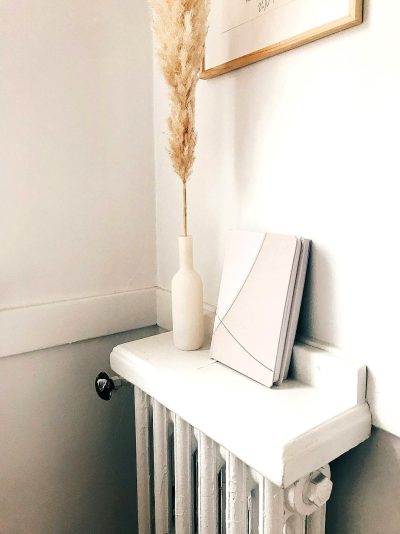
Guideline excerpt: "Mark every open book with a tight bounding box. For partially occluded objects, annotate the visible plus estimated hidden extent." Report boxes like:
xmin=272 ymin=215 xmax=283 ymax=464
xmin=210 ymin=231 xmax=310 ymax=387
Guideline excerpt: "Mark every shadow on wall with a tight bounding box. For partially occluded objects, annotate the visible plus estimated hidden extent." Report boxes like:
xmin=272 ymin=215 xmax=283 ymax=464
xmin=327 ymin=427 xmax=400 ymax=534
xmin=0 ymin=326 xmax=161 ymax=534
xmin=297 ymin=243 xmax=338 ymax=344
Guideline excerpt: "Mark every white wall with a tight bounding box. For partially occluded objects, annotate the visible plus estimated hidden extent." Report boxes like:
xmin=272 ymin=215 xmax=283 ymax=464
xmin=0 ymin=326 xmax=160 ymax=534
xmin=328 ymin=427 xmax=400 ymax=534
xmin=154 ymin=0 xmax=400 ymax=437
xmin=0 ymin=3 xmax=157 ymax=531
xmin=0 ymin=0 xmax=157 ymax=356
xmin=2 ymin=1 xmax=399 ymax=531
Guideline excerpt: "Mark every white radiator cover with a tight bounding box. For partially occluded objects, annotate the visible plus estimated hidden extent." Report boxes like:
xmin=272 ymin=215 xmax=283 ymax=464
xmin=111 ymin=332 xmax=371 ymax=533
xmin=134 ymin=388 xmax=331 ymax=534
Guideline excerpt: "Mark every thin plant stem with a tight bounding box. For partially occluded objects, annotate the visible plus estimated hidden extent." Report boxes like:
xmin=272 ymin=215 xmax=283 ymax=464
xmin=183 ymin=182 xmax=187 ymax=237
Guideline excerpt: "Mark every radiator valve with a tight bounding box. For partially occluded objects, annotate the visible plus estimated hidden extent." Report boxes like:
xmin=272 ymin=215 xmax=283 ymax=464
xmin=95 ymin=371 xmax=128 ymax=401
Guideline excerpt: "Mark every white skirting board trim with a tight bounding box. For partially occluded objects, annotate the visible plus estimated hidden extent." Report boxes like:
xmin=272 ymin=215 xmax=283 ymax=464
xmin=0 ymin=287 xmax=157 ymax=358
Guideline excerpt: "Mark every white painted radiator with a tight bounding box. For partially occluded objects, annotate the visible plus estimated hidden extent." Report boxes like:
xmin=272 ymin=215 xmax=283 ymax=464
xmin=109 ymin=332 xmax=370 ymax=534
xmin=134 ymin=387 xmax=331 ymax=534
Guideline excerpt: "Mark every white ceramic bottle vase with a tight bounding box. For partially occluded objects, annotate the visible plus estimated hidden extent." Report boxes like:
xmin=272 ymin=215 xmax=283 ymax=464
xmin=171 ymin=235 xmax=204 ymax=350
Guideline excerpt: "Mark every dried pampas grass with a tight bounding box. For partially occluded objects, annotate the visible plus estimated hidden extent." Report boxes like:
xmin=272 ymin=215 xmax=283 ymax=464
xmin=149 ymin=0 xmax=209 ymax=236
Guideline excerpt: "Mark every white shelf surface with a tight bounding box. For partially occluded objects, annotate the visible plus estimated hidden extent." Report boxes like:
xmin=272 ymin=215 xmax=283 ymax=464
xmin=110 ymin=331 xmax=371 ymax=488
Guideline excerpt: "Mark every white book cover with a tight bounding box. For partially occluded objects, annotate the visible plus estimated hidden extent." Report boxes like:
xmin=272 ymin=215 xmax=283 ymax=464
xmin=210 ymin=231 xmax=307 ymax=387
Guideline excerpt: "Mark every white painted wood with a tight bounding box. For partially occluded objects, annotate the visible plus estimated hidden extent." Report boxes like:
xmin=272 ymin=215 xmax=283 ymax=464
xmin=134 ymin=388 xmax=152 ymax=534
xmin=259 ymin=478 xmax=285 ymax=534
xmin=174 ymin=415 xmax=193 ymax=534
xmin=152 ymin=400 xmax=169 ymax=534
xmin=226 ymin=453 xmax=248 ymax=534
xmin=111 ymin=331 xmax=371 ymax=487
xmin=198 ymin=433 xmax=218 ymax=534
xmin=291 ymin=341 xmax=367 ymax=405
xmin=1 ymin=288 xmax=157 ymax=357
xmin=156 ymin=289 xmax=365 ymax=402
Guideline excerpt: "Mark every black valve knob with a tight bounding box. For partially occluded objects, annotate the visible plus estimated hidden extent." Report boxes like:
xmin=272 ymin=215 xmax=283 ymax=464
xmin=95 ymin=372 xmax=116 ymax=401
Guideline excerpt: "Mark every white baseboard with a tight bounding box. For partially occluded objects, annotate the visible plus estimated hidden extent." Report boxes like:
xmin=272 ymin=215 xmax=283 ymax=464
xmin=156 ymin=287 xmax=174 ymax=331
xmin=156 ymin=287 xmax=216 ymax=341
xmin=1 ymin=288 xmax=157 ymax=357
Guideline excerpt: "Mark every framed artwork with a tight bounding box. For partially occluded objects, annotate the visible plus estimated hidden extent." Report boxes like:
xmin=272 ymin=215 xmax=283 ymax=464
xmin=201 ymin=0 xmax=363 ymax=79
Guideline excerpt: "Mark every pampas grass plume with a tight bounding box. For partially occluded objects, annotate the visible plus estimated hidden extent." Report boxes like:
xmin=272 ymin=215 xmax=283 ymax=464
xmin=149 ymin=0 xmax=209 ymax=236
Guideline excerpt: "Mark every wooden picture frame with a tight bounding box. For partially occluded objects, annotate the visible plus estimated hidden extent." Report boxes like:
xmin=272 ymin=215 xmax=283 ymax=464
xmin=201 ymin=0 xmax=363 ymax=79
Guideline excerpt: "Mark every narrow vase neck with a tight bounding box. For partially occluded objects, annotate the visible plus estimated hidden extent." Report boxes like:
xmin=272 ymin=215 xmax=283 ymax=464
xmin=178 ymin=235 xmax=194 ymax=269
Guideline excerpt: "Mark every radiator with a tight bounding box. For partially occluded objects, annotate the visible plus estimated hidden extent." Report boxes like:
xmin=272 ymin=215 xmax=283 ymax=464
xmin=134 ymin=387 xmax=330 ymax=534
xmin=108 ymin=332 xmax=370 ymax=534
